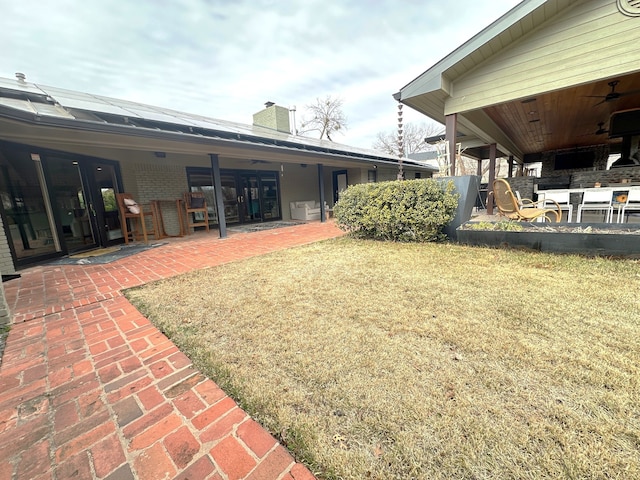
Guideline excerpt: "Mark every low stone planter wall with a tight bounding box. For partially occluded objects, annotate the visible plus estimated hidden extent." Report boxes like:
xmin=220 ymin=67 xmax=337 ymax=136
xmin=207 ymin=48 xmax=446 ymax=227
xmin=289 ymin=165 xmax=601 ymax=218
xmin=456 ymin=223 xmax=640 ymax=257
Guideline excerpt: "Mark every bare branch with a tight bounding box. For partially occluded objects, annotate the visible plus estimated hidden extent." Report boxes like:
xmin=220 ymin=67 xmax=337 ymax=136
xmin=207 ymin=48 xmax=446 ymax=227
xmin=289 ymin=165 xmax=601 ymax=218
xmin=372 ymin=122 xmax=444 ymax=156
xmin=298 ymin=96 xmax=347 ymax=140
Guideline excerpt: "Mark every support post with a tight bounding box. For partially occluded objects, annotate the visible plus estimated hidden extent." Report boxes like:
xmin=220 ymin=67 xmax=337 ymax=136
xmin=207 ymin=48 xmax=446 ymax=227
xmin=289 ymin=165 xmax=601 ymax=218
xmin=445 ymin=114 xmax=457 ymax=176
xmin=318 ymin=163 xmax=326 ymax=222
xmin=476 ymin=159 xmax=482 ymax=177
xmin=508 ymin=155 xmax=514 ymax=178
xmin=209 ymin=154 xmax=227 ymax=238
xmin=487 ymin=143 xmax=497 ymax=215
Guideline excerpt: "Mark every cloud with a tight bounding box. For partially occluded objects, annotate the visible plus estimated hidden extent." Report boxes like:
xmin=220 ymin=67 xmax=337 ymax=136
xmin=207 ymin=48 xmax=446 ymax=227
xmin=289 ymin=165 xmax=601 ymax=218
xmin=1 ymin=0 xmax=523 ymax=148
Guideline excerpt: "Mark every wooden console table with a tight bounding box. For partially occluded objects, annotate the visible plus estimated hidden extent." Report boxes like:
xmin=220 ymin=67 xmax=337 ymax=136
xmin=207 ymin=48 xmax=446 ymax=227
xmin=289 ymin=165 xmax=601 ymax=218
xmin=151 ymin=199 xmax=185 ymax=239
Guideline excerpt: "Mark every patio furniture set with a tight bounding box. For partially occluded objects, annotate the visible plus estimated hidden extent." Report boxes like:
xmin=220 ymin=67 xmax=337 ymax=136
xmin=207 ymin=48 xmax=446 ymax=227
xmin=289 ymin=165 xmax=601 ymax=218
xmin=116 ymin=192 xmax=209 ymax=244
xmin=493 ymin=179 xmax=640 ymax=224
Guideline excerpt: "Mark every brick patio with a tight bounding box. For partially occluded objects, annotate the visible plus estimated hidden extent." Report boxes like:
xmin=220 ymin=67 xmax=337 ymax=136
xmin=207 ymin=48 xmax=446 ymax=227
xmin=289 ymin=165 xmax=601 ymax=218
xmin=0 ymin=221 xmax=343 ymax=479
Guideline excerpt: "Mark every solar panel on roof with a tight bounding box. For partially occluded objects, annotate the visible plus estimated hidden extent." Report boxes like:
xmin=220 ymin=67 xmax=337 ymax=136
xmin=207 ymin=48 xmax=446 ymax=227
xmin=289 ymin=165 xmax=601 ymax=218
xmin=0 ymin=98 xmax=36 ymax=113
xmin=0 ymin=77 xmax=48 ymax=96
xmin=119 ymin=105 xmax=199 ymax=126
xmin=32 ymin=103 xmax=75 ymax=118
xmin=47 ymin=97 xmax=138 ymax=118
xmin=0 ymin=76 xmax=435 ymax=168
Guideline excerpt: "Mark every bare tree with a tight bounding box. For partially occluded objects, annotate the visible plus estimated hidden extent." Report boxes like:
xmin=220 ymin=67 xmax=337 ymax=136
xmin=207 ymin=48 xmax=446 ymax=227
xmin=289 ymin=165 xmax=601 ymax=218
xmin=298 ymin=96 xmax=347 ymax=141
xmin=433 ymin=139 xmax=505 ymax=178
xmin=372 ymin=122 xmax=444 ymax=156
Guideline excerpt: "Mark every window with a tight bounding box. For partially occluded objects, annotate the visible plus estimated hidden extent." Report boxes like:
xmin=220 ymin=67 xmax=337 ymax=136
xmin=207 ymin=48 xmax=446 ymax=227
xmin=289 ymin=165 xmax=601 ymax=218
xmin=367 ymin=170 xmax=377 ymax=183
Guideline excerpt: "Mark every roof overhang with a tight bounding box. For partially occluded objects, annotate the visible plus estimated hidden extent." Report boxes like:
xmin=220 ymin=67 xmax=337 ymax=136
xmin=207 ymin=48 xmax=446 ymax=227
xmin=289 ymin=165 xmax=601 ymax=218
xmin=0 ymin=107 xmax=438 ymax=172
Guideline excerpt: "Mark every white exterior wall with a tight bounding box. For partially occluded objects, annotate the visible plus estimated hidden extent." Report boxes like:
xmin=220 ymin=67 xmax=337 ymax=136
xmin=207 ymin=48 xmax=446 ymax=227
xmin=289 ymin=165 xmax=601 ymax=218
xmin=279 ymin=164 xmax=320 ymax=219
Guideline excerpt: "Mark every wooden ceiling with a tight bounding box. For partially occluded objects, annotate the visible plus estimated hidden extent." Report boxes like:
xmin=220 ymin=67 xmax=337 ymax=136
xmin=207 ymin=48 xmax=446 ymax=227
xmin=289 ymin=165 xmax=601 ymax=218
xmin=484 ymin=72 xmax=640 ymax=159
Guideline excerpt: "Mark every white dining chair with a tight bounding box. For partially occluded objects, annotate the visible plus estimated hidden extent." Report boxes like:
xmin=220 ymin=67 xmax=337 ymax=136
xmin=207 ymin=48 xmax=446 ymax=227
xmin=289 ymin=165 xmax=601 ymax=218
xmin=540 ymin=190 xmax=573 ymax=222
xmin=576 ymin=189 xmax=614 ymax=223
xmin=618 ymin=188 xmax=640 ymax=223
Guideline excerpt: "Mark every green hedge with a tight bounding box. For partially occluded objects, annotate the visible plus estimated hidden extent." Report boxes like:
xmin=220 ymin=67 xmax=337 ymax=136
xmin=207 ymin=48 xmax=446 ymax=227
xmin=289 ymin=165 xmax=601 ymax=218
xmin=333 ymin=179 xmax=459 ymax=242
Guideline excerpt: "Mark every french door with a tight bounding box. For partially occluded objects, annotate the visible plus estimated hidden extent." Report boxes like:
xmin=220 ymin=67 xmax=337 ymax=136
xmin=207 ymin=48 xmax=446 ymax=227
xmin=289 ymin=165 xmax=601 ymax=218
xmin=186 ymin=168 xmax=281 ymax=226
xmin=236 ymin=171 xmax=281 ymax=223
xmin=0 ymin=142 xmax=124 ymax=266
xmin=46 ymin=157 xmax=123 ymax=253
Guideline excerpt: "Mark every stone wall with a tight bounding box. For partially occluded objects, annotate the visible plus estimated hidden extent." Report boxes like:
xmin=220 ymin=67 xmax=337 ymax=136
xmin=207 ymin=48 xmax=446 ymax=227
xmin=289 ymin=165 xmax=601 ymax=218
xmin=507 ymin=177 xmax=536 ymax=199
xmin=540 ymin=145 xmax=609 ymax=178
xmin=570 ymin=166 xmax=640 ymax=188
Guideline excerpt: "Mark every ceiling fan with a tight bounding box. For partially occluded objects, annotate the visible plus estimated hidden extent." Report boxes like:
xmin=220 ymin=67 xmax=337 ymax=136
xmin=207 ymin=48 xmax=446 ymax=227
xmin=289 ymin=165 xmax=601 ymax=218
xmin=586 ymin=80 xmax=640 ymax=106
xmin=594 ymin=122 xmax=609 ymax=135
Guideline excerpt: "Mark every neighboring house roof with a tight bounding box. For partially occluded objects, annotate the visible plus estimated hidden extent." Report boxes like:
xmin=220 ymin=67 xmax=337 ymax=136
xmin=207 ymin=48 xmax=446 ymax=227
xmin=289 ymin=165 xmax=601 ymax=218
xmin=408 ymin=151 xmax=440 ymax=170
xmin=0 ymin=76 xmax=438 ymax=172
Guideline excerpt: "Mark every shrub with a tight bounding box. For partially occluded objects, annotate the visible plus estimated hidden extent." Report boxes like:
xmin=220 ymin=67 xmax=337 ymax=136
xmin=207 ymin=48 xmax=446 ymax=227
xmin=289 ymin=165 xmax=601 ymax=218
xmin=333 ymin=179 xmax=459 ymax=242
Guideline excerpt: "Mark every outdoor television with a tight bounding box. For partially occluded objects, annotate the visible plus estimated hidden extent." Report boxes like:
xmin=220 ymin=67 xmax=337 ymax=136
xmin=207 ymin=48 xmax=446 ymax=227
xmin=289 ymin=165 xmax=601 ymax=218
xmin=554 ymin=150 xmax=595 ymax=170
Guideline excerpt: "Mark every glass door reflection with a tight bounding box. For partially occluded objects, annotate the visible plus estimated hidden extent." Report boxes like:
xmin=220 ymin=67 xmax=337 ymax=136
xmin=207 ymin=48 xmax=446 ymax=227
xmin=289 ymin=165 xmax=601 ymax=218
xmin=240 ymin=174 xmax=261 ymax=222
xmin=47 ymin=157 xmax=98 ymax=253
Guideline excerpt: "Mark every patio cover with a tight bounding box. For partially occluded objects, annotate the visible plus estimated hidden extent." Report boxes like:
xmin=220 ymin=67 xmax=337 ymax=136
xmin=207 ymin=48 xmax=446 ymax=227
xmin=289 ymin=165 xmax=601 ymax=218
xmin=394 ymin=0 xmax=640 ymax=165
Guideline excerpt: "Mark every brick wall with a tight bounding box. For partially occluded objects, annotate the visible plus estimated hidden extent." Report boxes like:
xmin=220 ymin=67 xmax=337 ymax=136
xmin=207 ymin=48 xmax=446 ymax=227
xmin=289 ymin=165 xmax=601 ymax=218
xmin=0 ymin=213 xmax=16 ymax=275
xmin=134 ymin=163 xmax=188 ymax=237
xmin=0 ymin=214 xmax=10 ymax=324
xmin=570 ymin=166 xmax=640 ymax=187
xmin=252 ymin=105 xmax=291 ymax=134
xmin=506 ymin=177 xmax=536 ymax=199
xmin=0 ymin=278 xmax=9 ymax=327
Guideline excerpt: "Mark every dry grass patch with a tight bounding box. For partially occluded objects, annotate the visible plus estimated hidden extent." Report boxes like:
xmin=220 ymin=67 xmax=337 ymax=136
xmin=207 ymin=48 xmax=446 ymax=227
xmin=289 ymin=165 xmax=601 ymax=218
xmin=126 ymin=238 xmax=640 ymax=479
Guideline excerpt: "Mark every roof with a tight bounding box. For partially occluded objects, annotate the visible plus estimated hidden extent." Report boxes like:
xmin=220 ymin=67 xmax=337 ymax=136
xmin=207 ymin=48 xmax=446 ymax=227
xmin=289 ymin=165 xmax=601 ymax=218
xmin=0 ymin=76 xmax=437 ymax=171
xmin=407 ymin=151 xmax=438 ymax=161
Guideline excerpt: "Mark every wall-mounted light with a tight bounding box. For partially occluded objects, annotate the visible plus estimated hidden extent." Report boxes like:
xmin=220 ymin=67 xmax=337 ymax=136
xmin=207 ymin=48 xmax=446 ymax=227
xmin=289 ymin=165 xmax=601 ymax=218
xmin=300 ymin=163 xmax=307 ymax=168
xmin=154 ymin=151 xmax=166 ymax=158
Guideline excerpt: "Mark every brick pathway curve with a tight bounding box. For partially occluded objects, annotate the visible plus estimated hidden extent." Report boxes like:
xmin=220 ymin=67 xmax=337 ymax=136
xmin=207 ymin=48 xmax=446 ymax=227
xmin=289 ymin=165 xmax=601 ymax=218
xmin=0 ymin=221 xmax=343 ymax=480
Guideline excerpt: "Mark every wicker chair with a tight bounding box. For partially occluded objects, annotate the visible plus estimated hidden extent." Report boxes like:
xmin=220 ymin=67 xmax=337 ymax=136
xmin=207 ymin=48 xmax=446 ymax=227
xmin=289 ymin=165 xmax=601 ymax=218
xmin=491 ymin=179 xmax=561 ymax=223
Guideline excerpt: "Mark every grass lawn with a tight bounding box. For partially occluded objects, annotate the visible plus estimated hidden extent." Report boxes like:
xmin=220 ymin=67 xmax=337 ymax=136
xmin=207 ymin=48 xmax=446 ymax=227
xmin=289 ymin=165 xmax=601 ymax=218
xmin=125 ymin=238 xmax=640 ymax=479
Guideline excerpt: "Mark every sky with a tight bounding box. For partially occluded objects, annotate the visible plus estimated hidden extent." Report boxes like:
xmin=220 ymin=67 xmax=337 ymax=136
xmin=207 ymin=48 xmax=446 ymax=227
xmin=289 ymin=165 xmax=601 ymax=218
xmin=1 ymin=0 xmax=523 ymax=150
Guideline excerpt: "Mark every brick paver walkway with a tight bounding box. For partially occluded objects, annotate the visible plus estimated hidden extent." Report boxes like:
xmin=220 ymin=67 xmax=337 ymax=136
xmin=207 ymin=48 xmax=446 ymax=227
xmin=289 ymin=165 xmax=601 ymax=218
xmin=0 ymin=221 xmax=343 ymax=480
